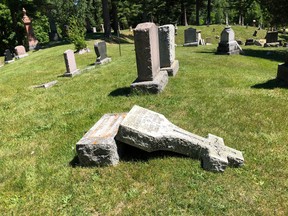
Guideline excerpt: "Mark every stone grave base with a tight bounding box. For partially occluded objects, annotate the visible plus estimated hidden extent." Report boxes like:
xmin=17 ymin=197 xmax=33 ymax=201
xmin=217 ymin=41 xmax=240 ymax=55
xmin=76 ymin=113 xmax=127 ymax=166
xmin=5 ymin=59 xmax=15 ymax=64
xmin=277 ymin=63 xmax=288 ymax=84
xmin=254 ymin=40 xmax=265 ymax=46
xmin=95 ymin=57 xmax=112 ymax=65
xmin=63 ymin=69 xmax=81 ymax=77
xmin=34 ymin=80 xmax=58 ymax=89
xmin=131 ymin=70 xmax=168 ymax=94
xmin=160 ymin=60 xmax=179 ymax=76
xmin=183 ymin=42 xmax=199 ymax=47
xmin=15 ymin=53 xmax=29 ymax=59
xmin=264 ymin=42 xmax=280 ymax=47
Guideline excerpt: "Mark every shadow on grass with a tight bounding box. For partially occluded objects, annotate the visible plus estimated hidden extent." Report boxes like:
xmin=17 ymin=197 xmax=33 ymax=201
xmin=243 ymin=48 xmax=287 ymax=62
xmin=109 ymin=87 xmax=131 ymax=97
xmin=251 ymin=78 xmax=288 ymax=89
xmin=69 ymin=142 xmax=189 ymax=168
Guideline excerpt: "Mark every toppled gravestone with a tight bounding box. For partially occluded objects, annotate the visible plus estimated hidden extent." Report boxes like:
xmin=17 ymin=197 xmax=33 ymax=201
xmin=76 ymin=113 xmax=127 ymax=166
xmin=116 ymin=105 xmax=244 ymax=172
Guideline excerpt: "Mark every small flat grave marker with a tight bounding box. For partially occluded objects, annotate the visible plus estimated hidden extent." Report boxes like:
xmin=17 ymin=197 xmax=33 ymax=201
xmin=34 ymin=80 xmax=58 ymax=89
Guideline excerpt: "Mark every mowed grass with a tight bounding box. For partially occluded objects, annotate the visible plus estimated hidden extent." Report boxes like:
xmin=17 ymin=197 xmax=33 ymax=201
xmin=0 ymin=25 xmax=288 ymax=215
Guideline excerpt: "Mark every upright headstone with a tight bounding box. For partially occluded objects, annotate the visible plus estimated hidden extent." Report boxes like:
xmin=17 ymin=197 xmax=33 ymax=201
xmin=116 ymin=105 xmax=244 ymax=172
xmin=76 ymin=113 xmax=127 ymax=166
xmin=92 ymin=27 xmax=97 ymax=33
xmin=101 ymin=24 xmax=105 ymax=32
xmin=22 ymin=8 xmax=38 ymax=50
xmin=63 ymin=49 xmax=80 ymax=77
xmin=217 ymin=26 xmax=241 ymax=55
xmin=253 ymin=30 xmax=257 ymax=37
xmin=277 ymin=56 xmax=288 ymax=84
xmin=184 ymin=28 xmax=198 ymax=46
xmin=14 ymin=45 xmax=29 ymax=59
xmin=4 ymin=49 xmax=14 ymax=64
xmin=94 ymin=41 xmax=111 ymax=65
xmin=131 ymin=22 xmax=168 ymax=94
xmin=158 ymin=24 xmax=179 ymax=76
xmin=264 ymin=31 xmax=279 ymax=47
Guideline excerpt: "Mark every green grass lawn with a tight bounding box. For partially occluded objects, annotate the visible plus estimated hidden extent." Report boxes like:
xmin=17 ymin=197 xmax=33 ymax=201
xmin=0 ymin=25 xmax=288 ymax=215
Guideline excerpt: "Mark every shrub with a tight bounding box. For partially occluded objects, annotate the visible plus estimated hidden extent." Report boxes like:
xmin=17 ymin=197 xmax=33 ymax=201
xmin=33 ymin=12 xmax=50 ymax=44
xmin=67 ymin=16 xmax=87 ymax=51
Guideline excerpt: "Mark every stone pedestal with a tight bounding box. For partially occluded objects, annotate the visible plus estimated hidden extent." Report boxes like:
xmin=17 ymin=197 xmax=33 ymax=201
xmin=116 ymin=105 xmax=244 ymax=172
xmin=132 ymin=22 xmax=168 ymax=94
xmin=77 ymin=113 xmax=127 ymax=166
xmin=63 ymin=50 xmax=80 ymax=77
xmin=158 ymin=24 xmax=179 ymax=76
xmin=94 ymin=41 xmax=111 ymax=65
xmin=217 ymin=26 xmax=241 ymax=55
xmin=264 ymin=31 xmax=278 ymax=47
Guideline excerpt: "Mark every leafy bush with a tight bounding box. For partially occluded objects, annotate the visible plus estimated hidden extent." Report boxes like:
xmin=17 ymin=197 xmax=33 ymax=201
xmin=67 ymin=16 xmax=87 ymax=51
xmin=33 ymin=12 xmax=50 ymax=44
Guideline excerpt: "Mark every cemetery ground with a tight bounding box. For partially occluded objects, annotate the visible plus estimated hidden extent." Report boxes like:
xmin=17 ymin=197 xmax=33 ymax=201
xmin=0 ymin=25 xmax=288 ymax=215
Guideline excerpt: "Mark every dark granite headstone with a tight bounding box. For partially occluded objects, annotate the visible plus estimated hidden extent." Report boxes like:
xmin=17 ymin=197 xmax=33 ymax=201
xmin=245 ymin=38 xmax=255 ymax=46
xmin=94 ymin=41 xmax=111 ymax=65
xmin=184 ymin=28 xmax=198 ymax=46
xmin=253 ymin=30 xmax=257 ymax=37
xmin=217 ymin=26 xmax=241 ymax=55
xmin=4 ymin=49 xmax=14 ymax=63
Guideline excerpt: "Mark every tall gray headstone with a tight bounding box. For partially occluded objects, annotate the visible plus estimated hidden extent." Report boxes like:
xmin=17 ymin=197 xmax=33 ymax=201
xmin=76 ymin=113 xmax=127 ymax=166
xmin=184 ymin=28 xmax=198 ymax=46
xmin=15 ymin=45 xmax=29 ymax=59
xmin=158 ymin=24 xmax=179 ymax=76
xmin=94 ymin=41 xmax=111 ymax=65
xmin=131 ymin=22 xmax=168 ymax=94
xmin=217 ymin=26 xmax=241 ymax=55
xmin=116 ymin=105 xmax=244 ymax=172
xmin=63 ymin=49 xmax=80 ymax=77
xmin=4 ymin=49 xmax=14 ymax=64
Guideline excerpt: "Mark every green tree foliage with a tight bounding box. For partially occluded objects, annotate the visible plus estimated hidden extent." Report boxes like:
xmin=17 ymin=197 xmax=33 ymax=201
xmin=0 ymin=3 xmax=16 ymax=54
xmin=33 ymin=11 xmax=50 ymax=44
xmin=67 ymin=15 xmax=87 ymax=51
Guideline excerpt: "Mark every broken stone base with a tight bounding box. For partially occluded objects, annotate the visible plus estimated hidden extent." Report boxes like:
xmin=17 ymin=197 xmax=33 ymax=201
xmin=217 ymin=41 xmax=241 ymax=55
xmin=5 ymin=59 xmax=15 ymax=64
xmin=183 ymin=42 xmax=198 ymax=47
xmin=116 ymin=105 xmax=244 ymax=172
xmin=95 ymin=57 xmax=112 ymax=65
xmin=277 ymin=63 xmax=288 ymax=84
xmin=15 ymin=53 xmax=29 ymax=59
xmin=131 ymin=70 xmax=168 ymax=94
xmin=264 ymin=42 xmax=280 ymax=47
xmin=160 ymin=60 xmax=179 ymax=76
xmin=63 ymin=69 xmax=81 ymax=77
xmin=76 ymin=113 xmax=127 ymax=166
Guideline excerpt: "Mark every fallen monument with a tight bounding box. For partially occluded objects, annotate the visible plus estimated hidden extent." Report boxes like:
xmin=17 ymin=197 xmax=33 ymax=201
xmin=116 ymin=105 xmax=244 ymax=172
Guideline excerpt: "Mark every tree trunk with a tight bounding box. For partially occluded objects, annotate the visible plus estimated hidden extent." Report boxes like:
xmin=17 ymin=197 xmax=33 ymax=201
xmin=101 ymin=0 xmax=111 ymax=38
xmin=111 ymin=0 xmax=118 ymax=34
xmin=206 ymin=0 xmax=211 ymax=25
xmin=196 ymin=0 xmax=200 ymax=25
xmin=181 ymin=1 xmax=188 ymax=26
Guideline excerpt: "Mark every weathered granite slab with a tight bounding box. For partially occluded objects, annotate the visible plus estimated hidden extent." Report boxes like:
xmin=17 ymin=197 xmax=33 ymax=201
xmin=15 ymin=45 xmax=29 ymax=59
xmin=158 ymin=24 xmax=179 ymax=76
xmin=63 ymin=49 xmax=80 ymax=77
xmin=116 ymin=105 xmax=244 ymax=172
xmin=76 ymin=113 xmax=127 ymax=166
xmin=34 ymin=80 xmax=58 ymax=88
xmin=94 ymin=41 xmax=111 ymax=65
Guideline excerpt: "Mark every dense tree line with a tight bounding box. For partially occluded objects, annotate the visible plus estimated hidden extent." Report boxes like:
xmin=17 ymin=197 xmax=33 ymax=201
xmin=0 ymin=0 xmax=287 ymax=54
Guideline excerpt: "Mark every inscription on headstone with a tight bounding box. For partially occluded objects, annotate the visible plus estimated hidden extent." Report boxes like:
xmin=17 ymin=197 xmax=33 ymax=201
xmin=158 ymin=24 xmax=179 ymax=76
xmin=76 ymin=113 xmax=127 ymax=166
xmin=116 ymin=105 xmax=244 ymax=172
xmin=63 ymin=49 xmax=80 ymax=77
xmin=94 ymin=41 xmax=111 ymax=65
xmin=131 ymin=22 xmax=168 ymax=94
